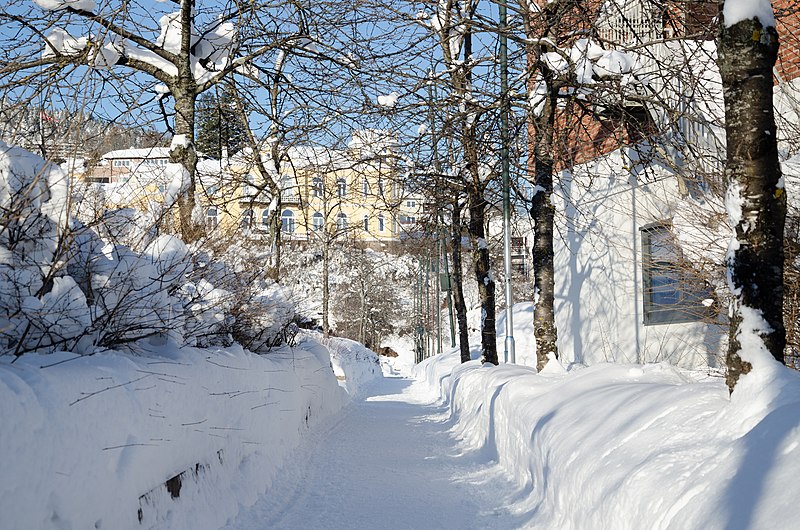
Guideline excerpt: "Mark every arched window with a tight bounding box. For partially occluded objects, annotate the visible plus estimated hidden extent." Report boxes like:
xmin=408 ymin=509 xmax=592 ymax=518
xmin=261 ymin=208 xmax=270 ymax=227
xmin=206 ymin=207 xmax=218 ymax=229
xmin=362 ymin=177 xmax=369 ymax=196
xmin=363 ymin=215 xmax=369 ymax=231
xmin=337 ymin=177 xmax=347 ymax=198
xmin=378 ymin=214 xmax=385 ymax=232
xmin=281 ymin=209 xmax=295 ymax=233
xmin=312 ymin=177 xmax=323 ymax=198
xmin=336 ymin=212 xmax=348 ymax=231
xmin=312 ymin=212 xmax=324 ymax=231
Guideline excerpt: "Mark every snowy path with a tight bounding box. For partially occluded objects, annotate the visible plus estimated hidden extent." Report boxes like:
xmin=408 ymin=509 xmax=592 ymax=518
xmin=224 ymin=375 xmax=523 ymax=530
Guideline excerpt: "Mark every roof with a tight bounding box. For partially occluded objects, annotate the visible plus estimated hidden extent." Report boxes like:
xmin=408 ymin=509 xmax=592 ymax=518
xmin=101 ymin=147 xmax=171 ymax=160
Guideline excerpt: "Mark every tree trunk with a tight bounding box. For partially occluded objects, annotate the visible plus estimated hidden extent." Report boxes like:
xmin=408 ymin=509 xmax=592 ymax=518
xmin=527 ymin=8 xmax=559 ymax=371
xmin=171 ymin=0 xmax=201 ymax=242
xmin=469 ymin=187 xmax=498 ymax=365
xmin=451 ymin=200 xmax=471 ymax=363
xmin=718 ymin=12 xmax=786 ymax=392
xmin=268 ymin=196 xmax=282 ymax=281
xmin=171 ymin=88 xmax=201 ymax=242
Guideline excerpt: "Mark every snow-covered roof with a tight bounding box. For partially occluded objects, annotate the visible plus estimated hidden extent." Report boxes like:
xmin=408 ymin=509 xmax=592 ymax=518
xmin=101 ymin=147 xmax=171 ymax=160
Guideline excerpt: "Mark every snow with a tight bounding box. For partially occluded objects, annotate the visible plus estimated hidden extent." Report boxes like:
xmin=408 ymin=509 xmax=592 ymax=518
xmin=39 ymin=7 xmax=237 ymax=83
xmin=723 ymin=0 xmax=775 ymax=28
xmin=594 ymin=49 xmax=636 ymax=78
xmin=377 ymin=92 xmax=399 ymax=108
xmin=0 ymin=339 xmax=349 ymax=530
xmin=42 ymin=28 xmax=87 ymax=58
xmin=410 ymin=304 xmax=800 ymax=529
xmin=33 ymin=0 xmax=95 ymax=11
xmin=2 ymin=271 xmax=799 ymax=530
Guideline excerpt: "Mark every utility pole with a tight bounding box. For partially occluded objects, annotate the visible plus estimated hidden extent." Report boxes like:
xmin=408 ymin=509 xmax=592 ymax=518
xmin=499 ymin=0 xmax=516 ymax=363
xmin=435 ymin=239 xmax=443 ymax=355
xmin=441 ymin=219 xmax=456 ymax=348
xmin=425 ymin=254 xmax=431 ymax=358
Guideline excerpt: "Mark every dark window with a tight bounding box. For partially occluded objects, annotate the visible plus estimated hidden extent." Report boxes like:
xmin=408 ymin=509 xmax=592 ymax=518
xmin=641 ymin=224 xmax=714 ymax=325
xmin=281 ymin=209 xmax=295 ymax=233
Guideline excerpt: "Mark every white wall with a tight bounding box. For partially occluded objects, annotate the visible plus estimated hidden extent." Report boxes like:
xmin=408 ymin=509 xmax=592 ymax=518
xmin=554 ymin=148 xmax=726 ymax=369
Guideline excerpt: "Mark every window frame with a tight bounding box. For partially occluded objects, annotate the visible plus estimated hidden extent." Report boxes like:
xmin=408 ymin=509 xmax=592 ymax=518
xmin=641 ymin=222 xmax=714 ymax=326
xmin=281 ymin=209 xmax=296 ymax=234
xmin=312 ymin=212 xmax=324 ymax=231
xmin=336 ymin=212 xmax=348 ymax=230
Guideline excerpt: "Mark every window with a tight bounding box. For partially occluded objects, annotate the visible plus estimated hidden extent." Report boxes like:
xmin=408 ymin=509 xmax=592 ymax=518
xmin=641 ymin=224 xmax=714 ymax=325
xmin=241 ymin=209 xmax=253 ymax=230
xmin=242 ymin=175 xmax=254 ymax=198
xmin=363 ymin=215 xmax=369 ymax=231
xmin=281 ymin=209 xmax=295 ymax=233
xmin=400 ymin=215 xmax=416 ymax=225
xmin=312 ymin=177 xmax=323 ymax=198
xmin=281 ymin=174 xmax=296 ymax=201
xmin=363 ymin=177 xmax=369 ymax=196
xmin=336 ymin=213 xmax=348 ymax=230
xmin=206 ymin=207 xmax=218 ymax=229
xmin=261 ymin=209 xmax=270 ymax=227
xmin=406 ymin=200 xmax=416 ymax=208
xmin=378 ymin=178 xmax=384 ymax=196
xmin=378 ymin=214 xmax=385 ymax=232
xmin=312 ymin=212 xmax=324 ymax=231
xmin=337 ymin=177 xmax=347 ymax=198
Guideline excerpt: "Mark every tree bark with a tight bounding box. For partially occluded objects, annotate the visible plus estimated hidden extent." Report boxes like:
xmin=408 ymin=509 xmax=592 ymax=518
xmin=526 ymin=2 xmax=562 ymax=372
xmin=451 ymin=200 xmax=471 ymax=363
xmin=469 ymin=186 xmax=498 ymax=365
xmin=717 ymin=11 xmax=786 ymax=392
xmin=169 ymin=0 xmax=202 ymax=242
xmin=171 ymin=86 xmax=201 ymax=242
xmin=530 ymin=74 xmax=560 ymax=372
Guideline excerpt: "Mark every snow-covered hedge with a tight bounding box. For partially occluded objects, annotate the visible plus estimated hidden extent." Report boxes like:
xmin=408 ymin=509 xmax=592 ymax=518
xmin=1 ymin=142 xmax=296 ymax=355
xmin=0 ymin=338 xmax=348 ymax=529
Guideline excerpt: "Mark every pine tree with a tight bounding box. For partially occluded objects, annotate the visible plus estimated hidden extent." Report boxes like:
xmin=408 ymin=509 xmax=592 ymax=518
xmin=196 ymin=86 xmax=247 ymax=160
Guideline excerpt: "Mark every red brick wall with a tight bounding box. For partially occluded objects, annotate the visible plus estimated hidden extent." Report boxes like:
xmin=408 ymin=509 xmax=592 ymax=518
xmin=775 ymin=0 xmax=800 ymax=82
xmin=529 ymin=1 xmax=800 ymax=172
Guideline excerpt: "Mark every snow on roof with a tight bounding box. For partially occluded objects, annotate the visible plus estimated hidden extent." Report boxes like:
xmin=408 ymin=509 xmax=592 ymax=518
xmin=101 ymin=147 xmax=171 ymax=160
xmin=231 ymin=134 xmax=395 ymax=175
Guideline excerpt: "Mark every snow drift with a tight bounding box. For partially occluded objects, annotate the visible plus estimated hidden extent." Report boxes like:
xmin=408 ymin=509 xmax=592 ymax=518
xmin=415 ymin=304 xmax=800 ymax=529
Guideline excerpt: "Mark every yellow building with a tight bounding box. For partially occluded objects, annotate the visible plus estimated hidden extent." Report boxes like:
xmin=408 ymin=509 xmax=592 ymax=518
xmin=77 ymin=132 xmax=423 ymax=248
xmin=217 ymin=131 xmax=424 ymax=248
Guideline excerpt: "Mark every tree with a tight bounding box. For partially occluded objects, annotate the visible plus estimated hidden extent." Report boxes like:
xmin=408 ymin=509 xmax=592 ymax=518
xmin=524 ymin=0 xmax=569 ymax=370
xmin=717 ymin=3 xmax=786 ymax=392
xmin=427 ymin=0 xmax=500 ymax=364
xmin=0 ymin=0 xmax=320 ymax=241
xmin=196 ymin=85 xmax=247 ymax=159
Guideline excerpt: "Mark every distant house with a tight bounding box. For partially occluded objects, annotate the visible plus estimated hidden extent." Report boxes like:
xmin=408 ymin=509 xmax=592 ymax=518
xmin=85 ymin=147 xmax=171 ymax=184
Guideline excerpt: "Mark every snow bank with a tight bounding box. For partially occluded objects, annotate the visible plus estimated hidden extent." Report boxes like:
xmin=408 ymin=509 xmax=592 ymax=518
xmin=415 ymin=305 xmax=800 ymax=528
xmin=322 ymin=334 xmax=383 ymax=397
xmin=0 ymin=338 xmax=348 ymax=530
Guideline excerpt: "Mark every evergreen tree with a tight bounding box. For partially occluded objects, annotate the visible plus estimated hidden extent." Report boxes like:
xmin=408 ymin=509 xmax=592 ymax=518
xmin=196 ymin=86 xmax=248 ymax=159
